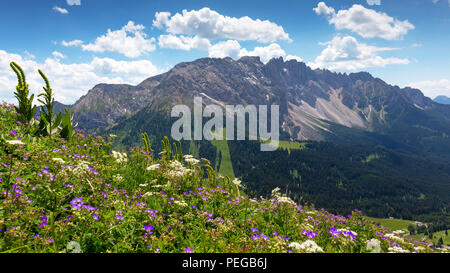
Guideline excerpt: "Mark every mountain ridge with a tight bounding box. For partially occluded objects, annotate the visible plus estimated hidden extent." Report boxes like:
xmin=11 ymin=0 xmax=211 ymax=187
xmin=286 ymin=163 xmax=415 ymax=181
xmin=69 ymin=56 xmax=448 ymax=144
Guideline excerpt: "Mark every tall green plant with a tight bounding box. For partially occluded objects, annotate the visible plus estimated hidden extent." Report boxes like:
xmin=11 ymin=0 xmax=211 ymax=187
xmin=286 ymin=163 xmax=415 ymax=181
xmin=141 ymin=132 xmax=153 ymax=153
xmin=10 ymin=62 xmax=36 ymax=124
xmin=36 ymin=70 xmax=62 ymax=136
xmin=60 ymin=108 xmax=77 ymax=140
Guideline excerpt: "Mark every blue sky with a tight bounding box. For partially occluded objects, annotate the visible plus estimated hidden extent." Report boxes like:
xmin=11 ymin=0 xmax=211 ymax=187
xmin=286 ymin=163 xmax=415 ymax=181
xmin=0 ymin=0 xmax=449 ymax=104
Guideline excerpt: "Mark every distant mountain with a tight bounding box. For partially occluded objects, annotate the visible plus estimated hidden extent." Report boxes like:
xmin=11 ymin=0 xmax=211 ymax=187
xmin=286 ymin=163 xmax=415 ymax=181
xmin=434 ymin=95 xmax=450 ymax=105
xmin=36 ymin=101 xmax=71 ymax=116
xmin=70 ymin=56 xmax=450 ymax=156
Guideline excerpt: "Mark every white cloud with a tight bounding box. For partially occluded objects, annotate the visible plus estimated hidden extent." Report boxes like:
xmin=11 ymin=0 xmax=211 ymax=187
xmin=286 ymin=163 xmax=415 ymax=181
xmin=314 ymin=2 xmax=414 ymax=40
xmin=313 ymin=2 xmax=335 ymax=15
xmin=158 ymin=35 xmax=211 ymax=51
xmin=286 ymin=55 xmax=303 ymax=62
xmin=61 ymin=40 xmax=84 ymax=47
xmin=0 ymin=49 xmax=159 ymax=105
xmin=367 ymin=0 xmax=381 ymax=5
xmin=23 ymin=51 xmax=35 ymax=60
xmin=240 ymin=43 xmax=287 ymax=63
xmin=67 ymin=0 xmax=81 ymax=5
xmin=52 ymin=51 xmax=65 ymax=60
xmin=208 ymin=40 xmax=298 ymax=64
xmin=153 ymin=7 xmax=291 ymax=43
xmin=53 ymin=6 xmax=69 ymax=14
xmin=408 ymin=79 xmax=450 ymax=99
xmin=81 ymin=21 xmax=156 ymax=58
xmin=208 ymin=40 xmax=243 ymax=59
xmin=153 ymin=12 xmax=171 ymax=29
xmin=308 ymin=35 xmax=409 ymax=71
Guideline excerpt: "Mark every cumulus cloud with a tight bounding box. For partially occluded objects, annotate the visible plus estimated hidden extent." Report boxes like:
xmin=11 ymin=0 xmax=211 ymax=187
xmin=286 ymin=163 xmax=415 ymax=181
xmin=81 ymin=21 xmax=156 ymax=58
xmin=240 ymin=43 xmax=287 ymax=63
xmin=366 ymin=0 xmax=381 ymax=5
xmin=208 ymin=40 xmax=243 ymax=59
xmin=61 ymin=40 xmax=84 ymax=47
xmin=153 ymin=7 xmax=291 ymax=43
xmin=308 ymin=35 xmax=409 ymax=71
xmin=158 ymin=35 xmax=211 ymax=51
xmin=314 ymin=2 xmax=414 ymax=40
xmin=0 ymin=49 xmax=159 ymax=104
xmin=408 ymin=79 xmax=450 ymax=99
xmin=53 ymin=6 xmax=69 ymax=14
xmin=208 ymin=40 xmax=300 ymax=63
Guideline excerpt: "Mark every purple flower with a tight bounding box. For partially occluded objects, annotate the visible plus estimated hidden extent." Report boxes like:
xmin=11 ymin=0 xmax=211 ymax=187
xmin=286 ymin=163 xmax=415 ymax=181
xmin=70 ymin=197 xmax=85 ymax=210
xmin=10 ymin=130 xmax=17 ymax=135
xmin=39 ymin=215 xmax=48 ymax=228
xmin=328 ymin=227 xmax=340 ymax=237
xmin=301 ymin=230 xmax=318 ymax=239
xmin=144 ymin=225 xmax=154 ymax=233
xmin=116 ymin=210 xmax=124 ymax=222
xmin=251 ymin=227 xmax=258 ymax=232
xmin=92 ymin=214 xmax=99 ymax=220
xmin=83 ymin=205 xmax=97 ymax=211
xmin=184 ymin=248 xmax=194 ymax=253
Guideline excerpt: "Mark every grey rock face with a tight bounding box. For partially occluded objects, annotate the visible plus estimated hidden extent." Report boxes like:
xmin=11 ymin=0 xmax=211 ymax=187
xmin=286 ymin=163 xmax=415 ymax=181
xmin=70 ymin=56 xmax=448 ymax=140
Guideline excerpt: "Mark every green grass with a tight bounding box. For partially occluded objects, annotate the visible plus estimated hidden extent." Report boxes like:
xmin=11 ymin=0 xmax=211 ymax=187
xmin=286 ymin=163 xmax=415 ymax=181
xmin=263 ymin=140 xmax=309 ymax=153
xmin=411 ymin=230 xmax=450 ymax=246
xmin=211 ymin=129 xmax=235 ymax=179
xmin=364 ymin=216 xmax=415 ymax=232
xmin=278 ymin=141 xmax=308 ymax=152
xmin=1 ymin=101 xmax=446 ymax=253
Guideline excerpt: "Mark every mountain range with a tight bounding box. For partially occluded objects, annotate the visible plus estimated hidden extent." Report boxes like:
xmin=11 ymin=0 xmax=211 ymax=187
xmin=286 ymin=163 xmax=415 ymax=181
xmin=68 ymin=56 xmax=450 ymax=156
xmin=58 ymin=56 xmax=450 ymax=222
xmin=434 ymin=95 xmax=450 ymax=105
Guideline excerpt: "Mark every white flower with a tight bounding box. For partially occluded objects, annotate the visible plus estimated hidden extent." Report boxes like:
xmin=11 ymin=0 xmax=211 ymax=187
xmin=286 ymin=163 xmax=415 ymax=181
xmin=289 ymin=240 xmax=323 ymax=253
xmin=146 ymin=164 xmax=160 ymax=171
xmin=164 ymin=160 xmax=192 ymax=180
xmin=6 ymin=140 xmax=25 ymax=145
xmin=139 ymin=183 xmax=148 ymax=187
xmin=277 ymin=196 xmax=295 ymax=205
xmin=337 ymin=228 xmax=358 ymax=236
xmin=143 ymin=192 xmax=155 ymax=198
xmin=366 ymin=239 xmax=381 ymax=253
xmin=232 ymin=178 xmax=242 ymax=186
xmin=174 ymin=200 xmax=188 ymax=207
xmin=271 ymin=187 xmax=281 ymax=196
xmin=384 ymin=233 xmax=405 ymax=243
xmin=413 ymin=246 xmax=425 ymax=252
xmin=52 ymin=158 xmax=65 ymax=164
xmin=113 ymin=174 xmax=124 ymax=181
xmin=388 ymin=246 xmax=410 ymax=253
xmin=184 ymin=155 xmax=200 ymax=165
xmin=112 ymin=150 xmax=128 ymax=163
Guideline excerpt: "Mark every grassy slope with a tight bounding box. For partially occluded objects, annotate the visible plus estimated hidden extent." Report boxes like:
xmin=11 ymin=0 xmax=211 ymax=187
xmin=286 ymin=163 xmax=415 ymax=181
xmin=365 ymin=216 xmax=450 ymax=246
xmin=1 ymin=102 xmax=446 ymax=253
xmin=211 ymin=129 xmax=235 ymax=178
